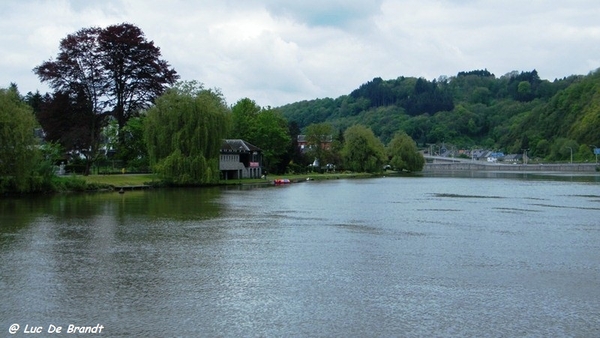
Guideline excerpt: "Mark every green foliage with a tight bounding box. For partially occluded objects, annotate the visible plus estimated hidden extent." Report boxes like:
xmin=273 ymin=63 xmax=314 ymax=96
xmin=145 ymin=81 xmax=230 ymax=185
xmin=347 ymin=76 xmax=454 ymax=115
xmin=515 ymin=70 xmax=600 ymax=154
xmin=0 ymin=104 xmax=89 ymax=194
xmin=304 ymin=122 xmax=334 ymax=166
xmin=230 ymin=98 xmax=261 ymax=140
xmin=229 ymin=98 xmax=291 ymax=174
xmin=341 ymin=125 xmax=386 ymax=173
xmin=532 ymin=138 xmax=549 ymax=158
xmin=517 ymin=81 xmax=532 ymax=100
xmin=401 ymin=114 xmax=431 ymax=146
xmin=548 ymin=138 xmax=579 ymax=162
xmin=254 ymin=108 xmax=292 ymax=173
xmin=387 ymin=132 xmax=425 ymax=172
xmin=576 ymin=144 xmax=594 ymax=162
xmin=0 ymin=86 xmax=40 ymax=193
xmin=59 ymin=176 xmax=90 ymax=191
xmin=503 ymin=70 xmax=542 ymax=102
xmin=566 ymin=72 xmax=600 ymax=145
xmin=280 ymin=68 xmax=600 ymax=158
xmin=25 ymin=142 xmax=65 ymax=192
xmin=117 ymin=116 xmax=148 ymax=169
xmin=470 ymin=87 xmax=492 ymax=105
xmin=34 ymin=23 xmax=179 ymax=158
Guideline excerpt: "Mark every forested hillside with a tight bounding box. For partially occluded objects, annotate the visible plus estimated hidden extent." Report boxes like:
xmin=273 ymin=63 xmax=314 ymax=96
xmin=279 ymin=69 xmax=599 ymax=161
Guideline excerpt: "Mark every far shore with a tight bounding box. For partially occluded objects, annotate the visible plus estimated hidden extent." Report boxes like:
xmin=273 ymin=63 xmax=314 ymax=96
xmin=69 ymin=166 xmax=599 ymax=193
xmin=424 ymin=162 xmax=599 ymax=173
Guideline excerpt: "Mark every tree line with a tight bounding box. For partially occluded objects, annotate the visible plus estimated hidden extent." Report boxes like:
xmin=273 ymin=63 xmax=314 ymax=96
xmin=6 ymin=23 xmax=599 ymax=195
xmin=279 ymin=68 xmax=599 ymax=163
xmin=11 ymin=23 xmax=598 ymax=194
xmin=1 ymin=23 xmax=424 ymax=194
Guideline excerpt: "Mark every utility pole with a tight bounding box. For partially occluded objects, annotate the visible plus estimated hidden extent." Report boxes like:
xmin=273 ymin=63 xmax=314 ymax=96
xmin=521 ymin=149 xmax=529 ymax=165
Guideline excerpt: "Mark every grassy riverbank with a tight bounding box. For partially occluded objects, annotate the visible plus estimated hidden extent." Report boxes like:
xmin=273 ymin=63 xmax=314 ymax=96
xmin=81 ymin=173 xmax=159 ymax=187
xmin=264 ymin=172 xmax=386 ymax=182
xmin=80 ymin=171 xmax=392 ymax=189
xmin=219 ymin=171 xmax=396 ymax=186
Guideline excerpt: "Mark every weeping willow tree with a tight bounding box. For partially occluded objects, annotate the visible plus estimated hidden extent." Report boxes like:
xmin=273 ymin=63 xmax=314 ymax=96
xmin=341 ymin=125 xmax=386 ymax=173
xmin=0 ymin=85 xmax=39 ymax=193
xmin=387 ymin=132 xmax=425 ymax=172
xmin=145 ymin=81 xmax=230 ymax=185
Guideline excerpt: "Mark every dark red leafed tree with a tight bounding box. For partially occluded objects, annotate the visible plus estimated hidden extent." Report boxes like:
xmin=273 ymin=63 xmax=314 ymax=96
xmin=99 ymin=23 xmax=179 ymax=133
xmin=34 ymin=27 xmax=108 ymax=175
xmin=34 ymin=23 xmax=178 ymax=169
xmin=38 ymin=90 xmax=104 ymax=175
xmin=34 ymin=27 xmax=107 ymax=116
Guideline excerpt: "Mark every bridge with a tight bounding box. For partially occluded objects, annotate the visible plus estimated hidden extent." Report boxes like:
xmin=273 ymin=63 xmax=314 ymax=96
xmin=424 ymin=160 xmax=599 ymax=173
xmin=424 ymin=155 xmax=473 ymax=163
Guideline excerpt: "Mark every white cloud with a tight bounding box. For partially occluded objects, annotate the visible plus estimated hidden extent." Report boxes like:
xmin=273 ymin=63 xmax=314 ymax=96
xmin=1 ymin=0 xmax=599 ymax=107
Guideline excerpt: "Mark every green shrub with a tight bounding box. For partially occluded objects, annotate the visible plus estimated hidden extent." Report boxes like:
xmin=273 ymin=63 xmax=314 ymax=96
xmin=62 ymin=176 xmax=88 ymax=191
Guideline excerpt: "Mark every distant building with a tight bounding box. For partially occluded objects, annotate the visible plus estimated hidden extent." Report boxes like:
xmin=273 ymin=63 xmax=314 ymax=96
xmin=297 ymin=135 xmax=333 ymax=152
xmin=471 ymin=150 xmax=505 ymax=161
xmin=504 ymin=154 xmax=523 ymax=163
xmin=219 ymin=139 xmax=262 ymax=180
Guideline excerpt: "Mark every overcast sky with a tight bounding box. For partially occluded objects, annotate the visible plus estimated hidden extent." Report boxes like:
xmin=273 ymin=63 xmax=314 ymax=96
xmin=1 ymin=0 xmax=599 ymax=107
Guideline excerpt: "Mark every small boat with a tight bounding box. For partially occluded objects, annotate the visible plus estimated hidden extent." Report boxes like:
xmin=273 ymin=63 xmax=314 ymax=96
xmin=273 ymin=178 xmax=291 ymax=185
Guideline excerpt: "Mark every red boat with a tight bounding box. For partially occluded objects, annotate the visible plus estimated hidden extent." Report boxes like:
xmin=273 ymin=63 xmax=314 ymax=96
xmin=273 ymin=178 xmax=291 ymax=185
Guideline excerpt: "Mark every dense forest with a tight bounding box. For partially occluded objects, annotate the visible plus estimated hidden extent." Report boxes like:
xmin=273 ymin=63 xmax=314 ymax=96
xmin=279 ymin=68 xmax=600 ymax=161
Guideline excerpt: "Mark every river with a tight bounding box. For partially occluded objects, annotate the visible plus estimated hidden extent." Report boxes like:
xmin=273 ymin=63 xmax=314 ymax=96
xmin=1 ymin=174 xmax=599 ymax=337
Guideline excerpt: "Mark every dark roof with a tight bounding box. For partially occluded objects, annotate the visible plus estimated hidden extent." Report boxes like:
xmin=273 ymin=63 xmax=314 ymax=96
xmin=221 ymin=139 xmax=261 ymax=152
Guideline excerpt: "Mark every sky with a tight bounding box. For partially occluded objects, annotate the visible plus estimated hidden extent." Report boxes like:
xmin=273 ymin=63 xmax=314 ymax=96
xmin=1 ymin=0 xmax=599 ymax=107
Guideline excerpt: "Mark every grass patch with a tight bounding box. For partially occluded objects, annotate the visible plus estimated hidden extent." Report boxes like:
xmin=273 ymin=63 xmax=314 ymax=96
xmin=81 ymin=174 xmax=159 ymax=187
xmin=80 ymin=171 xmax=392 ymax=189
xmin=220 ymin=172 xmax=387 ymax=185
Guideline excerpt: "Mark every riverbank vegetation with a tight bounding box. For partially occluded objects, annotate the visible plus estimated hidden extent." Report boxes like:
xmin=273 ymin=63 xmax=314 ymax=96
xmin=279 ymin=69 xmax=600 ymax=163
xmin=79 ymin=171 xmax=388 ymax=190
xmin=2 ymin=22 xmax=599 ymax=194
xmin=145 ymin=81 xmax=230 ymax=186
xmin=81 ymin=174 xmax=157 ymax=187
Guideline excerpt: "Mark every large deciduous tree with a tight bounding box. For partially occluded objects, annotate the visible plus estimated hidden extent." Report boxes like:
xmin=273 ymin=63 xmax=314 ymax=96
xmin=387 ymin=132 xmax=425 ymax=172
xmin=230 ymin=97 xmax=261 ymax=140
xmin=254 ymin=108 xmax=292 ymax=173
xmin=34 ymin=27 xmax=106 ymax=116
xmin=0 ymin=86 xmax=39 ymax=192
xmin=304 ymin=122 xmax=334 ymax=169
xmin=34 ymin=23 xmax=178 ymax=165
xmin=285 ymin=121 xmax=309 ymax=173
xmin=99 ymin=23 xmax=179 ymax=133
xmin=230 ymin=98 xmax=291 ymax=174
xmin=145 ymin=81 xmax=230 ymax=185
xmin=341 ymin=125 xmax=386 ymax=173
xmin=38 ymin=90 xmax=104 ymax=175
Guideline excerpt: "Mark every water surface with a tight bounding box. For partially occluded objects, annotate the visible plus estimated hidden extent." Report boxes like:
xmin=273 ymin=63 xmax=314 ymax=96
xmin=1 ymin=175 xmax=599 ymax=337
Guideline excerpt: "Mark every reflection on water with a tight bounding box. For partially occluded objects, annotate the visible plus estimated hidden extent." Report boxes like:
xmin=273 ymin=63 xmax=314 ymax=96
xmin=1 ymin=175 xmax=599 ymax=337
xmin=423 ymin=169 xmax=600 ymax=182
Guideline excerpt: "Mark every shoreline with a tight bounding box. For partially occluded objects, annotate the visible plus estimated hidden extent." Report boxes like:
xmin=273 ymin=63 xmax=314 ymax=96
xmin=424 ymin=162 xmax=599 ymax=173
xmin=4 ymin=168 xmax=597 ymax=197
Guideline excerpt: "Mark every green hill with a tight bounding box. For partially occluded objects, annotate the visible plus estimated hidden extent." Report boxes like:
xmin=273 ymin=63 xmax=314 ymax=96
xmin=279 ymin=68 xmax=599 ymax=161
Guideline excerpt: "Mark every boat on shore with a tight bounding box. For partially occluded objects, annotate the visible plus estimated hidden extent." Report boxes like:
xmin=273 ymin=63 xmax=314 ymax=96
xmin=273 ymin=178 xmax=291 ymax=185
